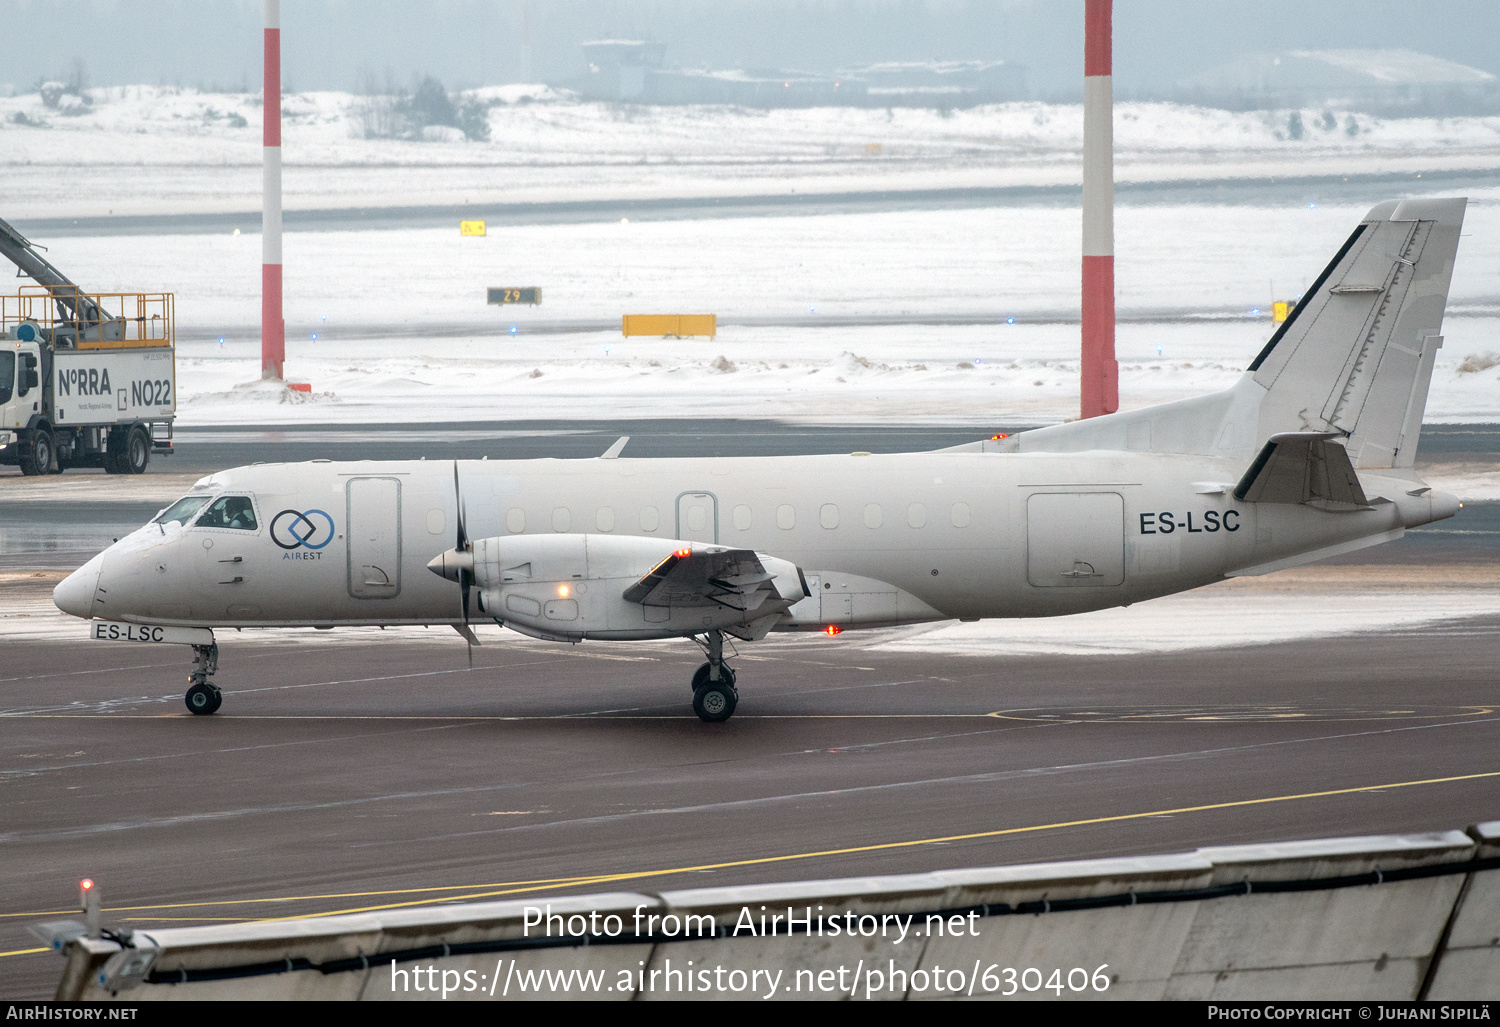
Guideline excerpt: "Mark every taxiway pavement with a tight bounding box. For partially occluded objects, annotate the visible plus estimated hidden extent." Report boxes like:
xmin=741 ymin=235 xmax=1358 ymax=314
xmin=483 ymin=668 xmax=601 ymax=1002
xmin=1 ymin=420 xmax=1496 ymax=998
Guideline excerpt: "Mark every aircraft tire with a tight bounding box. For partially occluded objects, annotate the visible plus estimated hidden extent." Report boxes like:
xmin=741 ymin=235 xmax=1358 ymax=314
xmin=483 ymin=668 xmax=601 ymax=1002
xmin=186 ymin=683 xmax=220 ymax=715
xmin=692 ymin=681 xmax=737 ymax=723
xmin=691 ymin=662 xmax=736 ymax=691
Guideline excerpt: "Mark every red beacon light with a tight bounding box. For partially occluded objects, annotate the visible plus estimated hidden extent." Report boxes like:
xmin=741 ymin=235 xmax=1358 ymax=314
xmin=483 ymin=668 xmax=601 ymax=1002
xmin=991 ymin=433 xmax=1010 ymax=440
xmin=674 ymin=547 xmax=692 ymax=558
xmin=824 ymin=625 xmax=842 ymax=636
xmin=80 ymin=878 xmax=94 ymax=891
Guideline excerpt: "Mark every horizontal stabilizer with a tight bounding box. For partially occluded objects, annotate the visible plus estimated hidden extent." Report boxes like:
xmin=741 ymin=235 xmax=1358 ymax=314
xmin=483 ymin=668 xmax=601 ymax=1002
xmin=1233 ymin=432 xmax=1369 ymax=508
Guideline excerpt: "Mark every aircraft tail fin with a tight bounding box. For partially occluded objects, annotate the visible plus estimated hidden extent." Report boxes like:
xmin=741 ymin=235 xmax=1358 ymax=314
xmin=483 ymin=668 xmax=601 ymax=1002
xmin=1001 ymin=199 xmax=1464 ymax=467
xmin=1249 ymin=197 xmax=1464 ymax=468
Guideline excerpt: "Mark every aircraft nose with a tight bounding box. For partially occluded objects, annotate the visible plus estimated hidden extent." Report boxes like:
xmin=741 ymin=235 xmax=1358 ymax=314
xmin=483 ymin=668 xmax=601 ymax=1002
xmin=54 ymin=555 xmax=103 ymax=619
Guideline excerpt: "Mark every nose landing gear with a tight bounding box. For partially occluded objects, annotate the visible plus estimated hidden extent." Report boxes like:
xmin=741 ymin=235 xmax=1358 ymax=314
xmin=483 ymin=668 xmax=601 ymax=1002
xmin=184 ymin=643 xmax=222 ymax=715
xmin=691 ymin=630 xmax=738 ymax=723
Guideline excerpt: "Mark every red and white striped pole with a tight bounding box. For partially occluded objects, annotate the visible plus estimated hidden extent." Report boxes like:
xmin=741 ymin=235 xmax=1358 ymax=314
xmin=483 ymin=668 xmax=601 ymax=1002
xmin=261 ymin=0 xmax=284 ymax=381
xmin=1081 ymin=0 xmax=1117 ymax=418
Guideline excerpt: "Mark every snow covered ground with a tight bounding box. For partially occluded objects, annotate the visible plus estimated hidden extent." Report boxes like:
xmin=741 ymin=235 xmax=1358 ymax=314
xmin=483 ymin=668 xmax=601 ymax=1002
xmin=4 ymin=85 xmax=1500 ymax=216
xmin=3 ymin=87 xmax=1498 ymax=432
xmin=27 ymin=201 xmax=1500 ymax=429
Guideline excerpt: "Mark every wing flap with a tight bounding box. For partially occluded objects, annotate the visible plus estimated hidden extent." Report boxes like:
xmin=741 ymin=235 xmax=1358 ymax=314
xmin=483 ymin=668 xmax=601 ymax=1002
xmin=622 ymin=546 xmax=800 ymax=612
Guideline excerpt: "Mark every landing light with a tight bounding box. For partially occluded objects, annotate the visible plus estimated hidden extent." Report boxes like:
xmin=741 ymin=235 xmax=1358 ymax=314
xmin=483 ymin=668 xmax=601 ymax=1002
xmin=558 ymin=585 xmax=570 ymax=598
xmin=824 ymin=625 xmax=842 ymax=636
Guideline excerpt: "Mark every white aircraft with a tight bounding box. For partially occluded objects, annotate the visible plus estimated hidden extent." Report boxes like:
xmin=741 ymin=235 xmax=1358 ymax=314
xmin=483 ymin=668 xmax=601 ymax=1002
xmin=54 ymin=198 xmax=1465 ymax=721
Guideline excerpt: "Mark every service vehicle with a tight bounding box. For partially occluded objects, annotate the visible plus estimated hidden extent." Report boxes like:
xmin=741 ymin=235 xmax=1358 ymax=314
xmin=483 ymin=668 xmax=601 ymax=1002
xmin=0 ymin=215 xmax=175 ymax=475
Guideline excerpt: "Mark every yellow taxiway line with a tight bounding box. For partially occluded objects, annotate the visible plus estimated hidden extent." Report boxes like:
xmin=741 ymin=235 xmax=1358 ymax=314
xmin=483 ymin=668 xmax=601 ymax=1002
xmin=4 ymin=767 xmax=1496 ymax=950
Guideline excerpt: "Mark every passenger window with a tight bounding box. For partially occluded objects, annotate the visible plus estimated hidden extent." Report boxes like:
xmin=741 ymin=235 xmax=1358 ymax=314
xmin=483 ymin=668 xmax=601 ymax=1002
xmin=951 ymin=503 xmax=971 ymax=528
xmin=864 ymin=503 xmax=882 ymax=529
xmin=506 ymin=508 xmax=525 ymax=533
xmin=907 ymin=503 xmax=926 ymax=528
xmin=552 ymin=507 xmax=571 ymax=532
xmin=0 ymin=352 xmax=13 ymax=405
xmin=733 ymin=505 xmax=752 ymax=531
xmin=776 ymin=504 xmax=795 ymax=530
xmin=820 ymin=504 xmax=839 ymax=529
xmin=195 ymin=495 xmax=258 ymax=530
xmin=596 ymin=507 xmax=615 ymax=532
xmin=157 ymin=495 xmax=212 ymax=527
xmin=641 ymin=506 xmax=659 ymax=532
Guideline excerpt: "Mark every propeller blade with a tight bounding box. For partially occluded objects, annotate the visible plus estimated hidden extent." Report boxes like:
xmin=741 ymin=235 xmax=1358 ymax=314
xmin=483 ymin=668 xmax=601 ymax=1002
xmin=453 ymin=460 xmax=468 ymax=552
xmin=453 ymin=459 xmax=473 ymax=669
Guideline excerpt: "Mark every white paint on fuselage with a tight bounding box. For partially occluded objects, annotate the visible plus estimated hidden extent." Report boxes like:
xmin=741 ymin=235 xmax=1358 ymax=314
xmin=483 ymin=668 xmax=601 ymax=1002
xmin=67 ymin=449 xmax=1440 ymax=632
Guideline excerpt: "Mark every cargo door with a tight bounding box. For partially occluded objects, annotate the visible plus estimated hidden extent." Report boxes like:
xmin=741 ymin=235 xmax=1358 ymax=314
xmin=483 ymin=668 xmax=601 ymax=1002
xmin=1026 ymin=492 xmax=1124 ymax=587
xmin=676 ymin=492 xmax=718 ymax=543
xmin=347 ymin=477 xmax=402 ymax=599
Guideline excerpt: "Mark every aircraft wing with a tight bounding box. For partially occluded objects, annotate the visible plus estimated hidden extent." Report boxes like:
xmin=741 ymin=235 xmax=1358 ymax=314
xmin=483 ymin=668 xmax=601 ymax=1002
xmin=622 ymin=546 xmax=796 ymax=613
xmin=1233 ymin=432 xmax=1370 ymax=508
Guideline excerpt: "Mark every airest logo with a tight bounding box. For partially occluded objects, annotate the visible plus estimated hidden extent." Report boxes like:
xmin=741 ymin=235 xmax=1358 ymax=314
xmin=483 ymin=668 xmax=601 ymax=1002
xmin=270 ymin=509 xmax=335 ymax=551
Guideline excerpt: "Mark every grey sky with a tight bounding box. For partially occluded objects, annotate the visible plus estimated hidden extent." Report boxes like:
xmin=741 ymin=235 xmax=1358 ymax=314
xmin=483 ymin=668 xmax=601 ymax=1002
xmin=4 ymin=0 xmax=1499 ymax=97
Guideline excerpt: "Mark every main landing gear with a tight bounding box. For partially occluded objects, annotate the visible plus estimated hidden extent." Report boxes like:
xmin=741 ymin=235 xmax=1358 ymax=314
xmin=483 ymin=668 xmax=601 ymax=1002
xmin=184 ymin=643 xmax=222 ymax=715
xmin=691 ymin=630 xmax=738 ymax=723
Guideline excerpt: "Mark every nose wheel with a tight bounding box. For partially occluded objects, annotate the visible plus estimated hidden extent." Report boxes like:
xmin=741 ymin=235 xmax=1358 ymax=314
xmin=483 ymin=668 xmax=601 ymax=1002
xmin=184 ymin=643 xmax=222 ymax=715
xmin=691 ymin=631 xmax=738 ymax=722
xmin=186 ymin=682 xmax=222 ymax=715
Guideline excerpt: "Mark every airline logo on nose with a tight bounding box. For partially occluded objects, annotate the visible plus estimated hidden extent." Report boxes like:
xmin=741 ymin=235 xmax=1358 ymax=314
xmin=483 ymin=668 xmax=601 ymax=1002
xmin=271 ymin=509 xmax=335 ymax=550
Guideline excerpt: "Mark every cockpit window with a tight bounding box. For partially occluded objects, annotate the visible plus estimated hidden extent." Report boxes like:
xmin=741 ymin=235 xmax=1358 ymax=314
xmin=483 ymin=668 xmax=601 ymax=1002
xmin=195 ymin=495 xmax=258 ymax=531
xmin=157 ymin=495 xmax=212 ymax=527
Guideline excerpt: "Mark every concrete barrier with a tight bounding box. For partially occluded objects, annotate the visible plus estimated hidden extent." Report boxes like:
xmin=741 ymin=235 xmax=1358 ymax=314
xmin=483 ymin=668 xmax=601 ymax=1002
xmin=53 ymin=824 xmax=1499 ymax=1001
xmin=1426 ymin=821 xmax=1500 ymax=1000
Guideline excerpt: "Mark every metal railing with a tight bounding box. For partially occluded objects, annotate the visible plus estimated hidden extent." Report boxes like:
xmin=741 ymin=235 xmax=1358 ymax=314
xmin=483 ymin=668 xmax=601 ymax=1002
xmin=2 ymin=288 xmax=173 ymax=349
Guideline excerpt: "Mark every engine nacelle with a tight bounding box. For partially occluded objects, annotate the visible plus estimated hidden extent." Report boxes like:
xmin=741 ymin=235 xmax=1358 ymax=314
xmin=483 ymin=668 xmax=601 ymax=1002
xmin=430 ymin=534 xmax=806 ymax=642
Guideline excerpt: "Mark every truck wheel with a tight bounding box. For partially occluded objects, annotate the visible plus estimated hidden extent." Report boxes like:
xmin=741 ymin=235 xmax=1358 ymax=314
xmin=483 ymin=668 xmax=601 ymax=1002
xmin=103 ymin=429 xmax=126 ymax=474
xmin=124 ymin=427 xmax=150 ymax=474
xmin=18 ymin=431 xmax=52 ymax=476
xmin=52 ymin=433 xmax=73 ymax=474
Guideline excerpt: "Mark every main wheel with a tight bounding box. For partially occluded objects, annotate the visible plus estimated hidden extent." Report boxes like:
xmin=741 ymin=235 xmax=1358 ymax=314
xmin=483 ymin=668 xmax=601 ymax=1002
xmin=691 ymin=662 xmax=736 ymax=691
xmin=185 ymin=683 xmax=221 ymax=715
xmin=18 ymin=431 xmax=52 ymax=476
xmin=124 ymin=426 xmax=150 ymax=474
xmin=693 ymin=681 xmax=738 ymax=723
